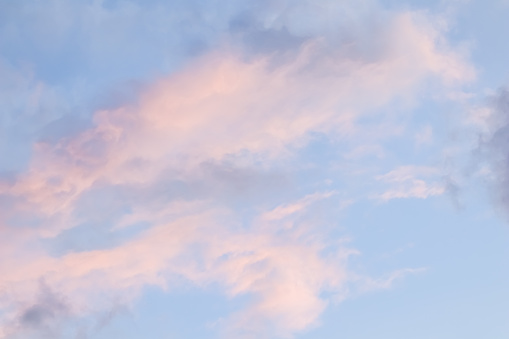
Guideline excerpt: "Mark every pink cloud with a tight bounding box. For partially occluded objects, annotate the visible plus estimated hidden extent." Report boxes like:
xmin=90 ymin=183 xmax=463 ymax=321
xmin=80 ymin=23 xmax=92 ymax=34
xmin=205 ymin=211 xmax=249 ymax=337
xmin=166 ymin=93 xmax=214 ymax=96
xmin=0 ymin=203 xmax=355 ymax=337
xmin=0 ymin=8 xmax=474 ymax=338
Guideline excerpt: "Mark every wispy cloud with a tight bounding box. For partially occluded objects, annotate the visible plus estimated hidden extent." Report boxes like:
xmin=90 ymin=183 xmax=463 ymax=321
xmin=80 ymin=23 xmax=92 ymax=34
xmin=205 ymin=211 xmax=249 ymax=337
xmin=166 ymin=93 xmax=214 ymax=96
xmin=0 ymin=1 xmax=475 ymax=338
xmin=374 ymin=165 xmax=446 ymax=201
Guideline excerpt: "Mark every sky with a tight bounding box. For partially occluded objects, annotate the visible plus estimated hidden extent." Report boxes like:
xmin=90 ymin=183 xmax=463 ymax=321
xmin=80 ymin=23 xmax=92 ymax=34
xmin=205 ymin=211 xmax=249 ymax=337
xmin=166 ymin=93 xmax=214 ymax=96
xmin=0 ymin=0 xmax=508 ymax=338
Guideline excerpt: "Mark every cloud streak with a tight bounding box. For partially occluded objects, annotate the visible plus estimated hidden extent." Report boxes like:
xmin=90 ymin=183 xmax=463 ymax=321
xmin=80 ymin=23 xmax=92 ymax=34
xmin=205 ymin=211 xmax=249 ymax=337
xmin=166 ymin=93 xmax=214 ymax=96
xmin=374 ymin=166 xmax=446 ymax=201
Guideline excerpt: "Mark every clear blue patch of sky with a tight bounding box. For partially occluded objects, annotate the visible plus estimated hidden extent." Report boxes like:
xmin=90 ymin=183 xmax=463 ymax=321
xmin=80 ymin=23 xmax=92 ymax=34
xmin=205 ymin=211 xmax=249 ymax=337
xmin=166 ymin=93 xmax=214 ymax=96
xmin=300 ymin=180 xmax=509 ymax=338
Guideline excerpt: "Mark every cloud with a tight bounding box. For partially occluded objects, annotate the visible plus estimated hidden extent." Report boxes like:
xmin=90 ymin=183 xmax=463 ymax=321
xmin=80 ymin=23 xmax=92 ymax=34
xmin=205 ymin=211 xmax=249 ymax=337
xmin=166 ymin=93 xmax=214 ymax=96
xmin=261 ymin=192 xmax=336 ymax=221
xmin=4 ymin=9 xmax=472 ymax=231
xmin=0 ymin=1 xmax=475 ymax=338
xmin=475 ymin=88 xmax=509 ymax=218
xmin=17 ymin=283 xmax=68 ymax=329
xmin=355 ymin=267 xmax=427 ymax=293
xmin=0 ymin=280 xmax=71 ymax=339
xmin=374 ymin=166 xmax=446 ymax=201
xmin=0 ymin=200 xmax=357 ymax=338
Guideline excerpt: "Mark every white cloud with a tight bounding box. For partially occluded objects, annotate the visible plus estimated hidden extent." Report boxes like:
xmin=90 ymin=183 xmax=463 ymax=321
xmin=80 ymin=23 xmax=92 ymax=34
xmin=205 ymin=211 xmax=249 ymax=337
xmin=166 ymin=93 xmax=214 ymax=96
xmin=374 ymin=166 xmax=446 ymax=201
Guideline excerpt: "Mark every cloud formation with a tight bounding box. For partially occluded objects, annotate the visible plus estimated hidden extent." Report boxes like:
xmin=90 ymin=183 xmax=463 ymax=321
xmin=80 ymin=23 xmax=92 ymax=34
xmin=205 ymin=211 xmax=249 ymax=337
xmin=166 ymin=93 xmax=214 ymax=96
xmin=375 ymin=166 xmax=446 ymax=201
xmin=475 ymin=88 xmax=509 ymax=217
xmin=0 ymin=1 xmax=475 ymax=338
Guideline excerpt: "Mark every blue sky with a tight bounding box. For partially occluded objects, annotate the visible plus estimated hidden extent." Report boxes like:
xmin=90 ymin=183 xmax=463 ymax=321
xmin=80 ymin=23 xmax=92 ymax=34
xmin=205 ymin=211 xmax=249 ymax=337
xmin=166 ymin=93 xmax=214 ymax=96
xmin=0 ymin=0 xmax=508 ymax=338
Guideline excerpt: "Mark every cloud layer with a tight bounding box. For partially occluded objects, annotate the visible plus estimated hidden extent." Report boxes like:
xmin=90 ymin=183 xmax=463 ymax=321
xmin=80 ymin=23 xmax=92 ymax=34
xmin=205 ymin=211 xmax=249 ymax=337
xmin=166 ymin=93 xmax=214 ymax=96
xmin=0 ymin=1 xmax=474 ymax=338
